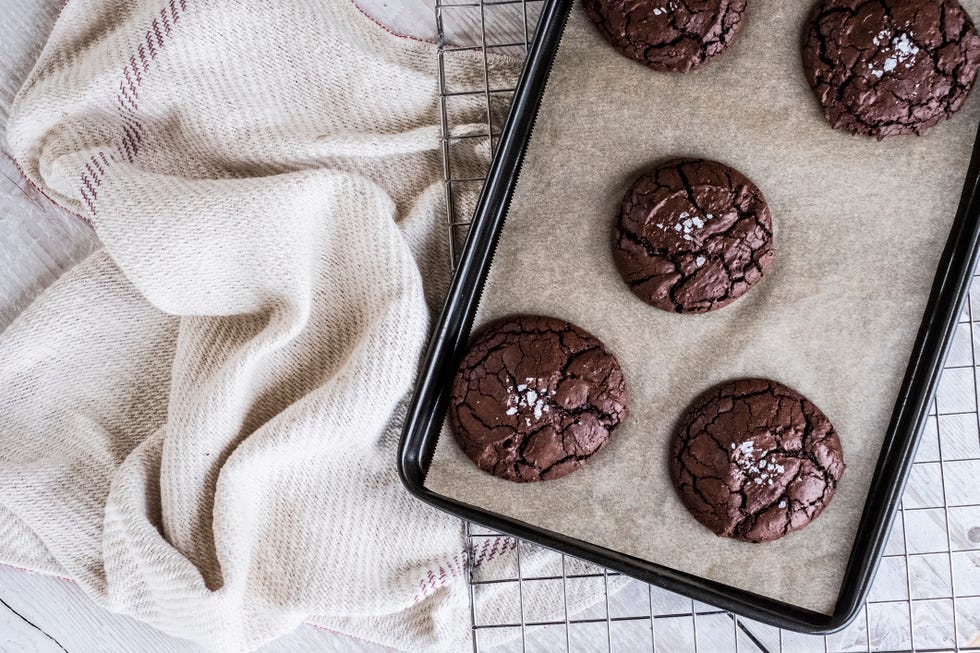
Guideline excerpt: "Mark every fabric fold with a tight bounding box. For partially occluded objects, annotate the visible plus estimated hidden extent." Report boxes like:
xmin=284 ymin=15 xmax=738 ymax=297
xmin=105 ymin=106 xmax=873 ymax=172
xmin=1 ymin=0 xmax=519 ymax=650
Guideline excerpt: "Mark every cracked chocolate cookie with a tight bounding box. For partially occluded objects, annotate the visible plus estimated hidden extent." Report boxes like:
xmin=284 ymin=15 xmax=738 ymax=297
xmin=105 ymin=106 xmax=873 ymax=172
xmin=612 ymin=158 xmax=774 ymax=314
xmin=803 ymin=0 xmax=980 ymax=139
xmin=584 ymin=0 xmax=748 ymax=73
xmin=670 ymin=379 xmax=845 ymax=543
xmin=448 ymin=315 xmax=629 ymax=483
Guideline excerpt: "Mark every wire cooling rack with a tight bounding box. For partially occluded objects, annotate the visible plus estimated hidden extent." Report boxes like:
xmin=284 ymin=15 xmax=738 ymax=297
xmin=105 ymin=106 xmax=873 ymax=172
xmin=433 ymin=1 xmax=980 ymax=651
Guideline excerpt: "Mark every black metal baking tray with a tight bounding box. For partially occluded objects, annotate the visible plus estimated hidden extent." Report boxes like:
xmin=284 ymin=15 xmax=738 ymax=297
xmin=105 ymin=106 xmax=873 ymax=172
xmin=398 ymin=0 xmax=980 ymax=634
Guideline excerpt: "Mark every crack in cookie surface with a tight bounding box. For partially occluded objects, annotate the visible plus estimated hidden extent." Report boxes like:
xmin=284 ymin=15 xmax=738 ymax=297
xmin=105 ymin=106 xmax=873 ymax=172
xmin=449 ymin=315 xmax=630 ymax=483
xmin=584 ymin=0 xmax=747 ymax=72
xmin=802 ymin=0 xmax=980 ymax=138
xmin=612 ymin=158 xmax=774 ymax=314
xmin=670 ymin=378 xmax=846 ymax=543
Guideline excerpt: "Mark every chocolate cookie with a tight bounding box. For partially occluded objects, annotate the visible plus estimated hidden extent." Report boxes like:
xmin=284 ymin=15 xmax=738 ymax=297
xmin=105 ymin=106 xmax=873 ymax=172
xmin=612 ymin=158 xmax=774 ymax=314
xmin=448 ymin=315 xmax=629 ymax=483
xmin=584 ymin=0 xmax=747 ymax=73
xmin=803 ymin=0 xmax=980 ymax=139
xmin=670 ymin=379 xmax=845 ymax=543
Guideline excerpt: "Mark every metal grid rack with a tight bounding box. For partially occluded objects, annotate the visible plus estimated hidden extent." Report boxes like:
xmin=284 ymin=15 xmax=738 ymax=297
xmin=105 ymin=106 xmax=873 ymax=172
xmin=433 ymin=1 xmax=980 ymax=651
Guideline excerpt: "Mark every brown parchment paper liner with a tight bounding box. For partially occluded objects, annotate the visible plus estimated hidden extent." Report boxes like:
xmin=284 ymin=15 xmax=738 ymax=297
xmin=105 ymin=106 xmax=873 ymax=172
xmin=425 ymin=0 xmax=980 ymax=615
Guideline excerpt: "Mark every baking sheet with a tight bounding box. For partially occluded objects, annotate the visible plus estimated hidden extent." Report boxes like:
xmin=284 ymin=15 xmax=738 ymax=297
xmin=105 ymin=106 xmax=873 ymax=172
xmin=425 ymin=0 xmax=980 ymax=615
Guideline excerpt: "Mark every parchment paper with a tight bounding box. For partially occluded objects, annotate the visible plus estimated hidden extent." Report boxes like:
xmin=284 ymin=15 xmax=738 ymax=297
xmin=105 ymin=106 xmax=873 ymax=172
xmin=425 ymin=0 xmax=980 ymax=614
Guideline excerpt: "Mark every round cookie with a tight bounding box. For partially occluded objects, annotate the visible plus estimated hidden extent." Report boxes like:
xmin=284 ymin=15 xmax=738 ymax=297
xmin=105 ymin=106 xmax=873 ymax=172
xmin=670 ymin=379 xmax=846 ymax=543
xmin=584 ymin=0 xmax=747 ymax=73
xmin=802 ymin=0 xmax=980 ymax=139
xmin=612 ymin=158 xmax=774 ymax=314
xmin=448 ymin=315 xmax=629 ymax=483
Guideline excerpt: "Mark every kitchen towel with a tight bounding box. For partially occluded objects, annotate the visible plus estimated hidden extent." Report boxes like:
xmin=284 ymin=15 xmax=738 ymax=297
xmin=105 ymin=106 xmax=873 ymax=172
xmin=1 ymin=0 xmax=520 ymax=650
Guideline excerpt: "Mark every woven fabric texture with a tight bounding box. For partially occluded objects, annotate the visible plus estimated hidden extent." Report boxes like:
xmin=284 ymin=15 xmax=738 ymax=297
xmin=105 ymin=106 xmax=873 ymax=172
xmin=1 ymin=0 xmax=514 ymax=650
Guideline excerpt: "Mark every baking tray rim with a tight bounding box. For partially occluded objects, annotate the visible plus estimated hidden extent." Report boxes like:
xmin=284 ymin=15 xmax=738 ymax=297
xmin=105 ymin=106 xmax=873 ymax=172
xmin=398 ymin=0 xmax=980 ymax=635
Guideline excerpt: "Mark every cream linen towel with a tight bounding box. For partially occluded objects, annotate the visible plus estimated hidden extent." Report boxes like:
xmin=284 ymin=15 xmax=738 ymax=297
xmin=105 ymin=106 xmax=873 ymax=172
xmin=1 ymin=0 xmax=521 ymax=650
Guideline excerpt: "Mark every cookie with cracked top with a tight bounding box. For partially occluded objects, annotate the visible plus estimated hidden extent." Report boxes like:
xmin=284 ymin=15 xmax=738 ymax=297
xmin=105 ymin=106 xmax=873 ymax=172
xmin=612 ymin=158 xmax=774 ymax=314
xmin=584 ymin=0 xmax=748 ymax=73
xmin=670 ymin=379 xmax=845 ymax=543
xmin=802 ymin=0 xmax=980 ymax=139
xmin=448 ymin=315 xmax=629 ymax=483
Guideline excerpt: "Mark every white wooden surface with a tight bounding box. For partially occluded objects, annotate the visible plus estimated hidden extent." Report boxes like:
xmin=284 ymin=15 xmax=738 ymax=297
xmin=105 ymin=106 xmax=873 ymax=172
xmin=0 ymin=1 xmax=435 ymax=651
